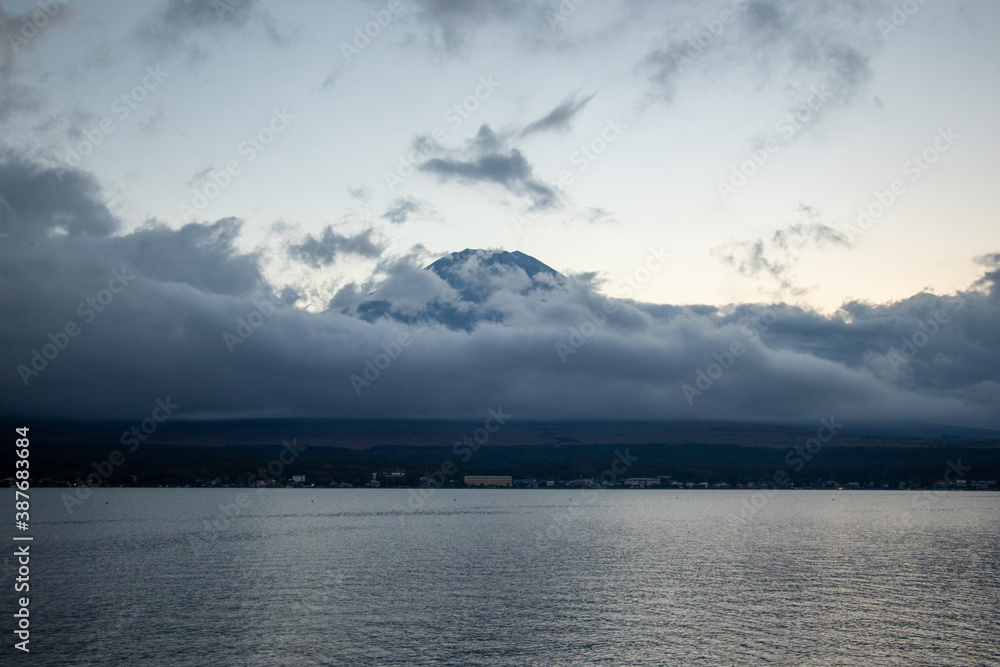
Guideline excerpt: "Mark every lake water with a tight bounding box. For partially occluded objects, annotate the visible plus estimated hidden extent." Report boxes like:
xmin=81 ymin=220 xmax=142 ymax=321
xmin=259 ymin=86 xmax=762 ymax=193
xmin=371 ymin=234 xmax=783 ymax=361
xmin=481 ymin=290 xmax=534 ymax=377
xmin=14 ymin=489 xmax=1000 ymax=665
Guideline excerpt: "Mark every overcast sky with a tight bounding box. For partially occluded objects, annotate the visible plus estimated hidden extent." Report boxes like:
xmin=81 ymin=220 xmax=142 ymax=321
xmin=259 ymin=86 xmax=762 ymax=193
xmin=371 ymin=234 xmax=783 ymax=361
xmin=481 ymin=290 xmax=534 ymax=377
xmin=1 ymin=0 xmax=998 ymax=427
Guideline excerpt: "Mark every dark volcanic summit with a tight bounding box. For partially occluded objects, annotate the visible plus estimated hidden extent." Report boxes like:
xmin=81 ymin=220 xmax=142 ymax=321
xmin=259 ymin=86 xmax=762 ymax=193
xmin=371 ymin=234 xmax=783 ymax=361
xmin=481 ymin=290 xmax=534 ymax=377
xmin=426 ymin=248 xmax=563 ymax=304
xmin=344 ymin=248 xmax=569 ymax=330
xmin=428 ymin=248 xmax=561 ymax=282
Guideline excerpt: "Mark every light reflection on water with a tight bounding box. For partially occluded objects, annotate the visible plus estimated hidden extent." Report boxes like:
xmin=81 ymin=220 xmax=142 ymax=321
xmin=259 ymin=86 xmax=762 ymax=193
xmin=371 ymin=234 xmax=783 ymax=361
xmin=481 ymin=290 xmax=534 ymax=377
xmin=24 ymin=489 xmax=1000 ymax=666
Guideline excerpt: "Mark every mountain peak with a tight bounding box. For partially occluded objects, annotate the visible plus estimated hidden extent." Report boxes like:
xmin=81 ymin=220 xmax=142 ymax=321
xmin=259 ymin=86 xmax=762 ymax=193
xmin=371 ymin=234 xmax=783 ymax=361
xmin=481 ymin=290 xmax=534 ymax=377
xmin=345 ymin=249 xmax=568 ymax=330
xmin=427 ymin=248 xmax=561 ymax=282
xmin=425 ymin=248 xmax=563 ymax=305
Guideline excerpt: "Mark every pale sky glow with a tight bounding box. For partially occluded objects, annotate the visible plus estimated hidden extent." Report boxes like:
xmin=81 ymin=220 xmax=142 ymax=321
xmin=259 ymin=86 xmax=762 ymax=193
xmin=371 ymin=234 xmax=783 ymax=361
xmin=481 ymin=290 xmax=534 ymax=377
xmin=3 ymin=0 xmax=997 ymax=311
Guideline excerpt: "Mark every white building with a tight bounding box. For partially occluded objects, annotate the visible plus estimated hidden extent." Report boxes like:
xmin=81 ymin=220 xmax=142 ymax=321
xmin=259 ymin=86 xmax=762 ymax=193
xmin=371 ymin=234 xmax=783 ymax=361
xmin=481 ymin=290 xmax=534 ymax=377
xmin=624 ymin=478 xmax=660 ymax=488
xmin=464 ymin=475 xmax=512 ymax=487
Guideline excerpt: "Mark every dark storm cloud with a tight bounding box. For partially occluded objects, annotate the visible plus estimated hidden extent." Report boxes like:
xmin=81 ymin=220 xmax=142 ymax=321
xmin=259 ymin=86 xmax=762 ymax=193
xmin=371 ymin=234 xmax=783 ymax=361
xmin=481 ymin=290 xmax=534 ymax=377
xmin=1 ymin=156 xmax=998 ymax=428
xmin=0 ymin=155 xmax=118 ymax=236
xmin=120 ymin=217 xmax=264 ymax=295
xmin=288 ymin=226 xmax=384 ymax=268
xmin=137 ymin=0 xmax=289 ymax=59
xmin=419 ymin=125 xmax=559 ymax=210
xmin=712 ymin=286 xmax=1000 ymax=403
xmin=521 ymin=93 xmax=595 ymax=137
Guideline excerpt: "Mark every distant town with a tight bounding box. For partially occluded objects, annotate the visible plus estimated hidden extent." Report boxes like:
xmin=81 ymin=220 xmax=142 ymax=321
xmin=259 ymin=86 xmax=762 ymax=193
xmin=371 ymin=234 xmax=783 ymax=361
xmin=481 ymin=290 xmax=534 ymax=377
xmin=9 ymin=472 xmax=998 ymax=491
xmin=335 ymin=472 xmax=998 ymax=491
xmin=7 ymin=430 xmax=1000 ymax=493
xmin=9 ymin=468 xmax=998 ymax=493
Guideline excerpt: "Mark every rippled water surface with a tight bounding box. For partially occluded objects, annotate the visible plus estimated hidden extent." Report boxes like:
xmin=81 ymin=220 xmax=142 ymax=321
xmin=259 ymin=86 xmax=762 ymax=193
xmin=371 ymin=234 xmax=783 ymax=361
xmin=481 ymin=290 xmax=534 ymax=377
xmin=19 ymin=489 xmax=1000 ymax=665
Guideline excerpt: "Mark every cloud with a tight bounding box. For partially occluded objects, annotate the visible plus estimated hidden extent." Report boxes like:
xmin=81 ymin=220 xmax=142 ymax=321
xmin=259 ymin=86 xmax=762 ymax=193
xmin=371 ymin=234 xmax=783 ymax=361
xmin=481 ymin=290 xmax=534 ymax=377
xmin=975 ymin=253 xmax=1000 ymax=269
xmin=1 ymin=156 xmax=999 ymax=429
xmin=399 ymin=0 xmax=662 ymax=58
xmin=0 ymin=2 xmax=74 ymax=125
xmin=642 ymin=0 xmax=884 ymax=110
xmin=642 ymin=43 xmax=692 ymax=104
xmin=321 ymin=64 xmax=346 ymax=92
xmin=288 ymin=226 xmax=384 ymax=268
xmin=973 ymin=253 xmax=1000 ymax=292
xmin=138 ymin=106 xmax=168 ymax=134
xmin=0 ymin=154 xmax=118 ymax=236
xmin=382 ymin=197 xmax=422 ymax=225
xmin=521 ymin=93 xmax=595 ymax=136
xmin=584 ymin=207 xmax=615 ymax=225
xmin=419 ymin=125 xmax=559 ymax=210
xmin=712 ymin=206 xmax=853 ymax=294
xmin=137 ymin=0 xmax=290 ymax=59
xmin=404 ymin=0 xmax=545 ymax=53
xmin=348 ymin=185 xmax=372 ymax=202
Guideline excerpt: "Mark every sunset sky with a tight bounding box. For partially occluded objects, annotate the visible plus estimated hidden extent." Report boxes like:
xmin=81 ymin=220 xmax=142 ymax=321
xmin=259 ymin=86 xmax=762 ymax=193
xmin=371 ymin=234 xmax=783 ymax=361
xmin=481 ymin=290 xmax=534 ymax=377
xmin=3 ymin=0 xmax=997 ymax=309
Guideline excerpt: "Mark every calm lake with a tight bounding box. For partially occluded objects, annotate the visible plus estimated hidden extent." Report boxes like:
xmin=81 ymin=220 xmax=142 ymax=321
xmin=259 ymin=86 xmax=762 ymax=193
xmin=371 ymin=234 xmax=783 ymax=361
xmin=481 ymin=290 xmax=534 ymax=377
xmin=16 ymin=489 xmax=1000 ymax=665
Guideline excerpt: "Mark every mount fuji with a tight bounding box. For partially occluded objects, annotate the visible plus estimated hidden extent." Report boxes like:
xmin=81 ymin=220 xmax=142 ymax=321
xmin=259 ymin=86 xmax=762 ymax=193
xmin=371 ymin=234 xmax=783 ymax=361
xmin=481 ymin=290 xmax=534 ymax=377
xmin=340 ymin=248 xmax=580 ymax=330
